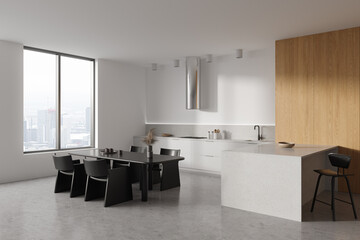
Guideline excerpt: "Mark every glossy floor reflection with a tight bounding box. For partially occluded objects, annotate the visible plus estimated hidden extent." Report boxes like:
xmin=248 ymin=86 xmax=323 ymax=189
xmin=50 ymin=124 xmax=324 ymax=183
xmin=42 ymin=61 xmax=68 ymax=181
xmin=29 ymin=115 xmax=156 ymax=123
xmin=0 ymin=171 xmax=359 ymax=240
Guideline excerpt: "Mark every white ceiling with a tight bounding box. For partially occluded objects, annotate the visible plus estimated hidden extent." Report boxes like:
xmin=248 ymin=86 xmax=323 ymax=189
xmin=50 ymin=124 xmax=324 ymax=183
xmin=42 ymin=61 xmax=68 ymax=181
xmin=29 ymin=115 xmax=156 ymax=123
xmin=0 ymin=0 xmax=359 ymax=66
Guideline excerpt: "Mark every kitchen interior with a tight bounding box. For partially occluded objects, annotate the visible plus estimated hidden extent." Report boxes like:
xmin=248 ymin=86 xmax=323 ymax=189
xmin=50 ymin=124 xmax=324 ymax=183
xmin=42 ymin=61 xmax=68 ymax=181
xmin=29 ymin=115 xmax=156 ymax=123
xmin=1 ymin=1 xmax=360 ymax=239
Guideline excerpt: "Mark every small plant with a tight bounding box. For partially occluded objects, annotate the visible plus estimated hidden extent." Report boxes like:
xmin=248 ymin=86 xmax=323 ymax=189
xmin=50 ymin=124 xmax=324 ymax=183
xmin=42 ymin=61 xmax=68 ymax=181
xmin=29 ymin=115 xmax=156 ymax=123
xmin=143 ymin=128 xmax=157 ymax=145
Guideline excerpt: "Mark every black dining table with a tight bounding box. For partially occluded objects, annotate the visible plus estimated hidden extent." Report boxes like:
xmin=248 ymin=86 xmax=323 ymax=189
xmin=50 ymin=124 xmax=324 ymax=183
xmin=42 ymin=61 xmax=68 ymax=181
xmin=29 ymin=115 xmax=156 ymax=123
xmin=68 ymin=149 xmax=185 ymax=202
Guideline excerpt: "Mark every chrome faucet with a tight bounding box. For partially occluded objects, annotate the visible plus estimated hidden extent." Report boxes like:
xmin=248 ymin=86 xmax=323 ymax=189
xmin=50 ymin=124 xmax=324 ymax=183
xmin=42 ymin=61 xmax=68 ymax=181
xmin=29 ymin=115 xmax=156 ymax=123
xmin=254 ymin=125 xmax=262 ymax=141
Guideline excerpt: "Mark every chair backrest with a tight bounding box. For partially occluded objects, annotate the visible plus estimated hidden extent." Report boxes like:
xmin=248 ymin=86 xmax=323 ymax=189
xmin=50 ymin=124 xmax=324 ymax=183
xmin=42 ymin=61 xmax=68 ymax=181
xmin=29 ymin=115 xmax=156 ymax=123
xmin=84 ymin=159 xmax=109 ymax=177
xmin=160 ymin=148 xmax=180 ymax=157
xmin=53 ymin=155 xmax=74 ymax=171
xmin=328 ymin=153 xmax=351 ymax=169
xmin=130 ymin=145 xmax=146 ymax=153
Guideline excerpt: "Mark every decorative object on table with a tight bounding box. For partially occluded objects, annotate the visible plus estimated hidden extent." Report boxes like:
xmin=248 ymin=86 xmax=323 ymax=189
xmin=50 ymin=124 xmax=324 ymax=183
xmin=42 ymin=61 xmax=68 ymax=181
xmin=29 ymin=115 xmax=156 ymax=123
xmin=101 ymin=148 xmax=117 ymax=154
xmin=161 ymin=133 xmax=173 ymax=137
xmin=278 ymin=142 xmax=295 ymax=148
xmin=143 ymin=128 xmax=157 ymax=160
xmin=147 ymin=145 xmax=153 ymax=159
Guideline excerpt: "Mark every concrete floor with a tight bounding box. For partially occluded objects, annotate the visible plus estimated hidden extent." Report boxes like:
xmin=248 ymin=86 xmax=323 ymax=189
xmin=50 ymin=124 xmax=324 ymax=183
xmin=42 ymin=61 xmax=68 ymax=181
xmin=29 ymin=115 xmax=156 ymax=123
xmin=0 ymin=171 xmax=359 ymax=240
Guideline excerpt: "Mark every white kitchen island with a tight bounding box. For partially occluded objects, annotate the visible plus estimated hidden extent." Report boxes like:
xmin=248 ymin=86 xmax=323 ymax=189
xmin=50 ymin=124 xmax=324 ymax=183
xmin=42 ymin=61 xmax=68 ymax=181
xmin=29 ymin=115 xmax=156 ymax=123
xmin=221 ymin=143 xmax=337 ymax=222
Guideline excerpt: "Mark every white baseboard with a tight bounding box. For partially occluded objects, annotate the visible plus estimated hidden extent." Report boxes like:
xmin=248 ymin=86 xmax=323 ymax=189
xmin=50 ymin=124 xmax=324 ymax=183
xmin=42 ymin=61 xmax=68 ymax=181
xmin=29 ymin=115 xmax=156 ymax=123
xmin=180 ymin=167 xmax=220 ymax=177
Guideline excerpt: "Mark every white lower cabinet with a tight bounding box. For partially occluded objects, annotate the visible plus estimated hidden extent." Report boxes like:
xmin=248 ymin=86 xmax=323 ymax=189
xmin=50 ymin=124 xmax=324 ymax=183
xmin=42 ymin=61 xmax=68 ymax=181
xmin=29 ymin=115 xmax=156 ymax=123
xmin=133 ymin=136 xmax=249 ymax=174
xmin=167 ymin=139 xmax=193 ymax=169
xmin=192 ymin=155 xmax=221 ymax=172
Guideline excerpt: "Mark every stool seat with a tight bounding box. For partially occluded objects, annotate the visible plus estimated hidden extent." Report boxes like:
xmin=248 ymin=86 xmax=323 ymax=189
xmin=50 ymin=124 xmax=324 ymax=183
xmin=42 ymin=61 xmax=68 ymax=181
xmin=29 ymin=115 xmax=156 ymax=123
xmin=314 ymin=169 xmax=353 ymax=177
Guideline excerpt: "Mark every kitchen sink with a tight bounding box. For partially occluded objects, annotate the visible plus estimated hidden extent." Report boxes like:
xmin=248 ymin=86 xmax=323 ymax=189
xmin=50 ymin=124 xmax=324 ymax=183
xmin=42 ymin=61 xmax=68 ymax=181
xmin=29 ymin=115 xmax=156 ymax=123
xmin=180 ymin=136 xmax=207 ymax=139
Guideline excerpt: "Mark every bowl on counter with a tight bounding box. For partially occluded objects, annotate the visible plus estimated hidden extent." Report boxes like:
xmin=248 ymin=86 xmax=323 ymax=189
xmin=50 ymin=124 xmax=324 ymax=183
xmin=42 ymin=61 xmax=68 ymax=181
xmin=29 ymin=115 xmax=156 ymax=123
xmin=161 ymin=133 xmax=173 ymax=137
xmin=278 ymin=141 xmax=295 ymax=148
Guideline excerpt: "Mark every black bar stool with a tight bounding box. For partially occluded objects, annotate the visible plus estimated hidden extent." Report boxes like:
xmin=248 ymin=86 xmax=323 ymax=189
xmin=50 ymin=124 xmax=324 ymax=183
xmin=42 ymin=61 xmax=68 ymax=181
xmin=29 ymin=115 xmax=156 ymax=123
xmin=310 ymin=153 xmax=357 ymax=221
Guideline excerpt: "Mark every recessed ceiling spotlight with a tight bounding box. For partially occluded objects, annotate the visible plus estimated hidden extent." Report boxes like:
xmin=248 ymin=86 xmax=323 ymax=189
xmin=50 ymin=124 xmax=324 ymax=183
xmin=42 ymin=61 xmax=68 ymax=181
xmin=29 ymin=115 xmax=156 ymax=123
xmin=236 ymin=49 xmax=243 ymax=59
xmin=173 ymin=59 xmax=180 ymax=67
xmin=206 ymin=54 xmax=212 ymax=63
xmin=152 ymin=63 xmax=157 ymax=71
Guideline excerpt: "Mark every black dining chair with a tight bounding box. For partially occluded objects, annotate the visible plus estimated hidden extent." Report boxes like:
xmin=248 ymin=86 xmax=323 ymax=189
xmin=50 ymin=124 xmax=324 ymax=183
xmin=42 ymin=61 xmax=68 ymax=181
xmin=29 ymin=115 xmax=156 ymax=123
xmin=84 ymin=159 xmax=133 ymax=207
xmin=310 ymin=153 xmax=357 ymax=221
xmin=113 ymin=146 xmax=146 ymax=184
xmin=129 ymin=146 xmax=147 ymax=183
xmin=53 ymin=155 xmax=87 ymax=197
xmin=158 ymin=148 xmax=181 ymax=191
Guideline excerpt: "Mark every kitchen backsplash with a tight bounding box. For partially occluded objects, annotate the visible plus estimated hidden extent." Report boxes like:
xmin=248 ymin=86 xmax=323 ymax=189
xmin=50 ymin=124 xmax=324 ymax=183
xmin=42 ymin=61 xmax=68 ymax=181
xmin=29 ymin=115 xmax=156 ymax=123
xmin=145 ymin=124 xmax=275 ymax=141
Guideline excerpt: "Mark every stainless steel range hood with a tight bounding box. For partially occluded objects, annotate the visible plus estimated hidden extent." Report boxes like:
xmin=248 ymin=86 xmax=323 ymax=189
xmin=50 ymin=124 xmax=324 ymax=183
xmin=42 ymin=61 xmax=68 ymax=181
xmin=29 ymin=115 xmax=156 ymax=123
xmin=186 ymin=57 xmax=200 ymax=110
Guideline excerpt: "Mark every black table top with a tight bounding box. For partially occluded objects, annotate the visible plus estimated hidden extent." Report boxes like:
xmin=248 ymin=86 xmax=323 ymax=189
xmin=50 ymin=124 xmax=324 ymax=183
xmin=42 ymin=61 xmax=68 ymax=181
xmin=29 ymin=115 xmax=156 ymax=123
xmin=69 ymin=149 xmax=184 ymax=165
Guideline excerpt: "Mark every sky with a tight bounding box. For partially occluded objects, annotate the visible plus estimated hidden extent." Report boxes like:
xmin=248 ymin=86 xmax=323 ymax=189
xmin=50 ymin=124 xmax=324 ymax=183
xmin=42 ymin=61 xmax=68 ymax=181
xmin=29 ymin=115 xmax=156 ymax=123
xmin=23 ymin=49 xmax=93 ymax=117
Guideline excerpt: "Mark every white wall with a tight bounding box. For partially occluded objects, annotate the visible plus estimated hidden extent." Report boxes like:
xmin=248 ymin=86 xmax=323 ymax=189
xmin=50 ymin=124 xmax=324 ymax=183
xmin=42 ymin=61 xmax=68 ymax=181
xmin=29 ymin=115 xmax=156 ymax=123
xmin=97 ymin=59 xmax=146 ymax=150
xmin=0 ymin=41 xmax=55 ymax=183
xmin=0 ymin=41 xmax=146 ymax=184
xmin=146 ymin=47 xmax=275 ymax=125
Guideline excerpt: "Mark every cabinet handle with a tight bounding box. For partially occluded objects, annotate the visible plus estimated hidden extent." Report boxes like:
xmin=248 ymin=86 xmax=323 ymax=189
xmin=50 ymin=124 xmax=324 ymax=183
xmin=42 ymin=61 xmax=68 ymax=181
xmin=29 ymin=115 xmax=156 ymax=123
xmin=205 ymin=140 xmax=214 ymax=142
xmin=204 ymin=155 xmax=214 ymax=157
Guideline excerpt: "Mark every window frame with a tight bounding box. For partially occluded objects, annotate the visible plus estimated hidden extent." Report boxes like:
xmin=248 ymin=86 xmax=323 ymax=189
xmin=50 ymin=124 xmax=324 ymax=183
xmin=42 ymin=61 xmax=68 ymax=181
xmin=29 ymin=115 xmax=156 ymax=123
xmin=23 ymin=46 xmax=95 ymax=153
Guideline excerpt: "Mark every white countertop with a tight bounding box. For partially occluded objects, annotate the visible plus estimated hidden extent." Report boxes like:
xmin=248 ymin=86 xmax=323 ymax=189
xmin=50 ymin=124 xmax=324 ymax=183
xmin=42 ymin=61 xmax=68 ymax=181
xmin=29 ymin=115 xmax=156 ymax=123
xmin=224 ymin=143 xmax=337 ymax=157
xmin=134 ymin=135 xmax=275 ymax=144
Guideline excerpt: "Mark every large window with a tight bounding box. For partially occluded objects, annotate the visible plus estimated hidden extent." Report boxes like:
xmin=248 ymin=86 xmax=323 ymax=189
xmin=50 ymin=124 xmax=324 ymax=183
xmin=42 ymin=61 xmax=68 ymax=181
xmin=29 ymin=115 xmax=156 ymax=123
xmin=23 ymin=47 xmax=95 ymax=152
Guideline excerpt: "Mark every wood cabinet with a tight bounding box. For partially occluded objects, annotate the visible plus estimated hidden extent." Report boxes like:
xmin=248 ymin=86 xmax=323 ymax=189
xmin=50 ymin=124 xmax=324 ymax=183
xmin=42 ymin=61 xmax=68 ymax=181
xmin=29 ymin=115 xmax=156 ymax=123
xmin=276 ymin=27 xmax=360 ymax=193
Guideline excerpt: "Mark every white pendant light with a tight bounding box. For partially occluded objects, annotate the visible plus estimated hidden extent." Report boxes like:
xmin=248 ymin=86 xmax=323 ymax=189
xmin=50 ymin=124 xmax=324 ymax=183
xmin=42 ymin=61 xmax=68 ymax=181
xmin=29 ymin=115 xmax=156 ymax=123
xmin=151 ymin=63 xmax=157 ymax=71
xmin=235 ymin=49 xmax=243 ymax=58
xmin=173 ymin=59 xmax=180 ymax=67
xmin=206 ymin=54 xmax=212 ymax=63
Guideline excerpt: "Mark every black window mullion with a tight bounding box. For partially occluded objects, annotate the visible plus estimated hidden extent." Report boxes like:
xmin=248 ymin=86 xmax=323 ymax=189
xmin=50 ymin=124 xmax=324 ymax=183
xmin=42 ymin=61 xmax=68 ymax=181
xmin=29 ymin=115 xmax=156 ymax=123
xmin=91 ymin=61 xmax=95 ymax=148
xmin=57 ymin=55 xmax=61 ymax=150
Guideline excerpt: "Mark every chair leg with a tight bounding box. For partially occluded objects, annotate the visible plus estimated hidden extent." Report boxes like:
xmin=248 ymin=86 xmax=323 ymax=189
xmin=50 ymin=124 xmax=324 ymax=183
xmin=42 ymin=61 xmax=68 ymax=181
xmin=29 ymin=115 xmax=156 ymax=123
xmin=160 ymin=161 xmax=180 ymax=191
xmin=331 ymin=176 xmax=336 ymax=221
xmin=344 ymin=175 xmax=357 ymax=219
xmin=70 ymin=164 xmax=87 ymax=197
xmin=152 ymin=170 xmax=161 ymax=185
xmin=54 ymin=171 xmax=72 ymax=193
xmin=129 ymin=163 xmax=141 ymax=184
xmin=104 ymin=167 xmax=133 ymax=207
xmin=311 ymin=174 xmax=322 ymax=212
xmin=84 ymin=176 xmax=106 ymax=201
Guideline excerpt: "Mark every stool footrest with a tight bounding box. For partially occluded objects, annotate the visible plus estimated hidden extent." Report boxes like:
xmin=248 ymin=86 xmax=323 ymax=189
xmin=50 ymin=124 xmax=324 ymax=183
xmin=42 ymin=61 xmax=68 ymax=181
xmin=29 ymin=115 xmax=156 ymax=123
xmin=316 ymin=199 xmax=331 ymax=206
xmin=334 ymin=197 xmax=352 ymax=205
xmin=316 ymin=198 xmax=353 ymax=207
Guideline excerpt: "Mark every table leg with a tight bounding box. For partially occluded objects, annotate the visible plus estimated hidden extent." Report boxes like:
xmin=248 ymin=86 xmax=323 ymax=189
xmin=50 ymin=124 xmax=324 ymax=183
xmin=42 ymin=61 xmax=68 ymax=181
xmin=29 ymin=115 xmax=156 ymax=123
xmin=141 ymin=164 xmax=148 ymax=201
xmin=148 ymin=163 xmax=153 ymax=190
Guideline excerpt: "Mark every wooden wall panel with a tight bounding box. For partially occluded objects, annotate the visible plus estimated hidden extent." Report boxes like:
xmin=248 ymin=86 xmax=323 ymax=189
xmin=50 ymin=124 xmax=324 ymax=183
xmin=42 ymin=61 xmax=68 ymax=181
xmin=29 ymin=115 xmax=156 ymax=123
xmin=276 ymin=36 xmax=314 ymax=143
xmin=276 ymin=27 xmax=360 ymax=193
xmin=290 ymin=36 xmax=314 ymax=144
xmin=275 ymin=39 xmax=294 ymax=142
